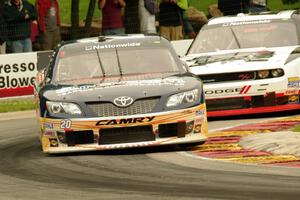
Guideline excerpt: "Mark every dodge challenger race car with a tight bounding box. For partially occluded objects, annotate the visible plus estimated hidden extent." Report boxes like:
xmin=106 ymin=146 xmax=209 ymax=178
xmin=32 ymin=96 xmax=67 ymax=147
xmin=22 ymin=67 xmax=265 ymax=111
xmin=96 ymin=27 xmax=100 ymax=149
xmin=35 ymin=35 xmax=208 ymax=154
xmin=183 ymin=10 xmax=300 ymax=117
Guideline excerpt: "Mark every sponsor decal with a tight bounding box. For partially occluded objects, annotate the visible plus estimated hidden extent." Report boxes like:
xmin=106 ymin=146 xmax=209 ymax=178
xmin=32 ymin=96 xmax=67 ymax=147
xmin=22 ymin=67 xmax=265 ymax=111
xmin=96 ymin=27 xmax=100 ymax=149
xmin=85 ymin=42 xmax=141 ymax=51
xmin=186 ymin=121 xmax=194 ymax=133
xmin=60 ymin=119 xmax=72 ymax=129
xmin=44 ymin=131 xmax=56 ymax=137
xmin=194 ymin=118 xmax=202 ymax=124
xmin=56 ymin=78 xmax=185 ymax=96
xmin=194 ymin=124 xmax=202 ymax=133
xmin=288 ymin=77 xmax=300 ymax=88
xmin=113 ymin=96 xmax=134 ymax=107
xmin=49 ymin=138 xmax=59 ymax=147
xmin=222 ymin=19 xmax=271 ymax=27
xmin=56 ymin=85 xmax=96 ymax=96
xmin=57 ymin=132 xmax=66 ymax=143
xmin=289 ymin=95 xmax=299 ymax=103
xmin=35 ymin=71 xmax=45 ymax=86
xmin=239 ymin=85 xmax=252 ymax=94
xmin=238 ymin=73 xmax=254 ymax=80
xmin=191 ymin=51 xmax=273 ymax=66
xmin=195 ymin=110 xmax=205 ymax=116
xmin=182 ymin=110 xmax=193 ymax=114
xmin=44 ymin=122 xmax=54 ymax=129
xmin=96 ymin=116 xmax=155 ymax=126
xmin=285 ymin=89 xmax=298 ymax=95
xmin=205 ymin=86 xmax=251 ymax=95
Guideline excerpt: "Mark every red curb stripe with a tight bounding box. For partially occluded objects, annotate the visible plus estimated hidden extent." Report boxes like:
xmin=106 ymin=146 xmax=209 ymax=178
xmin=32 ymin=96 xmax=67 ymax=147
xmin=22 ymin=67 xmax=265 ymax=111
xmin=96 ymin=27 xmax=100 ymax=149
xmin=268 ymin=161 xmax=300 ymax=167
xmin=192 ymin=119 xmax=300 ymax=168
xmin=207 ymin=136 xmax=242 ymax=141
xmin=196 ymin=150 xmax=272 ymax=158
xmin=227 ymin=122 xmax=300 ymax=131
xmin=204 ymin=139 xmax=240 ymax=144
xmin=206 ymin=136 xmax=241 ymax=143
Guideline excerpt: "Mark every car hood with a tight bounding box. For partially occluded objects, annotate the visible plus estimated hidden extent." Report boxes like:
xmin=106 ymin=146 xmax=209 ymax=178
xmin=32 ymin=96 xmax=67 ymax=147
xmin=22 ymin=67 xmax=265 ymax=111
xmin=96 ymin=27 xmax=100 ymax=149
xmin=183 ymin=46 xmax=299 ymax=75
xmin=42 ymin=73 xmax=200 ymax=102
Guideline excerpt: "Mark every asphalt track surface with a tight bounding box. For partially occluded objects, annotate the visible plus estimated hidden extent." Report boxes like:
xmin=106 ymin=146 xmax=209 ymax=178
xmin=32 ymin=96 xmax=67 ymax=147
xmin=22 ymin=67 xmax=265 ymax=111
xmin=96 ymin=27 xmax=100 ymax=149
xmin=0 ymin=111 xmax=300 ymax=200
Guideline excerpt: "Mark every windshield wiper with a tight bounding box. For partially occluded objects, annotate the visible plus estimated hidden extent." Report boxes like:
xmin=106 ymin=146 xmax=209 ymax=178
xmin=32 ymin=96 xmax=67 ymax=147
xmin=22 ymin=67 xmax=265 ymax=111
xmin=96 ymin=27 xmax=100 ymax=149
xmin=95 ymin=49 xmax=106 ymax=77
xmin=115 ymin=47 xmax=123 ymax=76
xmin=230 ymin=28 xmax=241 ymax=49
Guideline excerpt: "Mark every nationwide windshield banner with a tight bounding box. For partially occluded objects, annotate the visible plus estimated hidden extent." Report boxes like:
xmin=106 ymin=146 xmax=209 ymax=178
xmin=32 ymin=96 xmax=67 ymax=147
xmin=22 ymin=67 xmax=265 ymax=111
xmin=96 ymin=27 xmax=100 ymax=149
xmin=0 ymin=52 xmax=38 ymax=98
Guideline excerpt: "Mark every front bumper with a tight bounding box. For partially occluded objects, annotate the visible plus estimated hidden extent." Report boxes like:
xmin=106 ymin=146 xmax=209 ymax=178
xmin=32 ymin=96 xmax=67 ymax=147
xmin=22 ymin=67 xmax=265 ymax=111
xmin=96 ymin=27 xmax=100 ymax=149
xmin=207 ymin=92 xmax=300 ymax=117
xmin=39 ymin=104 xmax=208 ymax=154
xmin=203 ymin=74 xmax=300 ymax=117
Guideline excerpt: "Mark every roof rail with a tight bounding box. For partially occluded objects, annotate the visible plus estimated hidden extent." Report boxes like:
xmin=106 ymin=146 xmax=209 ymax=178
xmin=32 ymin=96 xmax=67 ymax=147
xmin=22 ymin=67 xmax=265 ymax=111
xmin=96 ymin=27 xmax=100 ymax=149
xmin=208 ymin=9 xmax=295 ymax=25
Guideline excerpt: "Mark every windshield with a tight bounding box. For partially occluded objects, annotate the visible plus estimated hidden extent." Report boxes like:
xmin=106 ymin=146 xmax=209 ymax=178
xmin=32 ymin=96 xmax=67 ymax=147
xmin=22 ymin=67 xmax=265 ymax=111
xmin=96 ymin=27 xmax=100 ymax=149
xmin=189 ymin=21 xmax=298 ymax=54
xmin=54 ymin=47 xmax=180 ymax=82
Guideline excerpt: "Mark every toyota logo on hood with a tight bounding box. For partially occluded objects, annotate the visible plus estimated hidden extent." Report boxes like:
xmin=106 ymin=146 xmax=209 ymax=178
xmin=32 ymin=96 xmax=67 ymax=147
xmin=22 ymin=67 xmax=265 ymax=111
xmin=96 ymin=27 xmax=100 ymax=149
xmin=113 ymin=96 xmax=134 ymax=107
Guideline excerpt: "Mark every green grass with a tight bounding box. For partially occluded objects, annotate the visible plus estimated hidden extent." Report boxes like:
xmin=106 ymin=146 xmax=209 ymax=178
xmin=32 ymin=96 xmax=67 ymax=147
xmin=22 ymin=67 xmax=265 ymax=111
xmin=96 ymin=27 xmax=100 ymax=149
xmin=292 ymin=125 xmax=300 ymax=132
xmin=0 ymin=99 xmax=36 ymax=113
xmin=268 ymin=0 xmax=300 ymax=11
xmin=58 ymin=1 xmax=101 ymax=25
xmin=188 ymin=0 xmax=300 ymax=14
xmin=189 ymin=0 xmax=217 ymax=13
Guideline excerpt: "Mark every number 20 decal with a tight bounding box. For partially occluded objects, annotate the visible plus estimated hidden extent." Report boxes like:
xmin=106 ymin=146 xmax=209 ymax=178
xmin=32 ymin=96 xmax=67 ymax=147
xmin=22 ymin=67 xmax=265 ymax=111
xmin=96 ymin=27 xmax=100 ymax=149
xmin=61 ymin=119 xmax=72 ymax=129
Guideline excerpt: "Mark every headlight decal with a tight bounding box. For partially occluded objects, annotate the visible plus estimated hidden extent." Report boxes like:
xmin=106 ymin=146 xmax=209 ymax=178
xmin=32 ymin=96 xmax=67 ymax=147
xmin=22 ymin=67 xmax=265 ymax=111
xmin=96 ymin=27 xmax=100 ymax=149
xmin=257 ymin=70 xmax=269 ymax=79
xmin=271 ymin=69 xmax=284 ymax=77
xmin=256 ymin=68 xmax=284 ymax=79
xmin=46 ymin=101 xmax=82 ymax=115
xmin=166 ymin=89 xmax=199 ymax=107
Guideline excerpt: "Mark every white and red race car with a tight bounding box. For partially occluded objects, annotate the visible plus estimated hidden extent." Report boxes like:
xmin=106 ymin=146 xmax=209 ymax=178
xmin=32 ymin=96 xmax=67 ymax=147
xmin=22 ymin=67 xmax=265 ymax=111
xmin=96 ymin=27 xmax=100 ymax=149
xmin=183 ymin=10 xmax=300 ymax=117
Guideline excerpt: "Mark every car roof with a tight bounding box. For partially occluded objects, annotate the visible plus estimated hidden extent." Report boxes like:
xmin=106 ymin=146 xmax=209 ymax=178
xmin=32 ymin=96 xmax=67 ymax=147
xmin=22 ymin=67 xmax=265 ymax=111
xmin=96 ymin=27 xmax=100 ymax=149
xmin=57 ymin=34 xmax=171 ymax=53
xmin=56 ymin=34 xmax=172 ymax=55
xmin=62 ymin=34 xmax=165 ymax=45
xmin=208 ymin=10 xmax=296 ymax=25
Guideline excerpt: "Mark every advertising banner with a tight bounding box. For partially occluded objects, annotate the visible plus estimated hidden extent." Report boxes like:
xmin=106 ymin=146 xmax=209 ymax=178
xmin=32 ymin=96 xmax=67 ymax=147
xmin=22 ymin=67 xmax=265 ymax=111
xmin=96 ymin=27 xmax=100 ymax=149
xmin=0 ymin=52 xmax=38 ymax=98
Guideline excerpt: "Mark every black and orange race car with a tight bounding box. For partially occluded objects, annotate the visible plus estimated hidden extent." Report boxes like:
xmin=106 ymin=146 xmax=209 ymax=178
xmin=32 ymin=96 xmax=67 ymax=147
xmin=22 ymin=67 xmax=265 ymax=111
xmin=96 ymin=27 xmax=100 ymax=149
xmin=35 ymin=34 xmax=207 ymax=154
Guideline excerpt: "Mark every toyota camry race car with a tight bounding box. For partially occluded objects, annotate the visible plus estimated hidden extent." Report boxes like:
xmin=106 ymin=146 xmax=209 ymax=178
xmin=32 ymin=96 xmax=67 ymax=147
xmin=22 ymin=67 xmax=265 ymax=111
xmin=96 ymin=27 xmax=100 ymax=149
xmin=183 ymin=10 xmax=300 ymax=117
xmin=35 ymin=34 xmax=208 ymax=154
